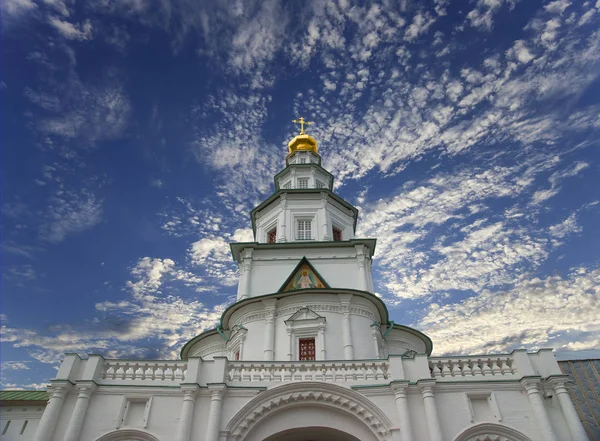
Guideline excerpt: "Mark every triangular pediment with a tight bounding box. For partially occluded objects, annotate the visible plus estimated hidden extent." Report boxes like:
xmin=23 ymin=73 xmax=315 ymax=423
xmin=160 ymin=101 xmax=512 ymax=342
xmin=285 ymin=307 xmax=324 ymax=323
xmin=278 ymin=257 xmax=329 ymax=293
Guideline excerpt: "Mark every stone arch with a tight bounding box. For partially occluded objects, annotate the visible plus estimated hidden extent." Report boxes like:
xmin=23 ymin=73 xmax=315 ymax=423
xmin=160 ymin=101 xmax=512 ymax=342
xmin=453 ymin=423 xmax=534 ymax=441
xmin=94 ymin=428 xmax=160 ymax=441
xmin=225 ymin=382 xmax=394 ymax=441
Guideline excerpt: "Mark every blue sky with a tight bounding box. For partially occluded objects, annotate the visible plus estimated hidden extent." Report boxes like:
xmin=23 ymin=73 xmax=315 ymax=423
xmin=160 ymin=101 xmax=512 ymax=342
xmin=1 ymin=0 xmax=599 ymax=389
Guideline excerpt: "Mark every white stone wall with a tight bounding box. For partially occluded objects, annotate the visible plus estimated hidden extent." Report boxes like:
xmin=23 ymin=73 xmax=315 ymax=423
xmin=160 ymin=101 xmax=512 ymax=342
xmin=238 ymin=246 xmax=374 ymax=299
xmin=254 ymin=193 xmax=356 ymax=244
xmin=0 ymin=406 xmax=44 ymax=441
xmin=25 ymin=350 xmax=589 ymax=441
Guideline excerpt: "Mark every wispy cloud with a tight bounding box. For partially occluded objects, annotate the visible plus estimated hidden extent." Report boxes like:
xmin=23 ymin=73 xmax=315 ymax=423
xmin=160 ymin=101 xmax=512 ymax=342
xmin=420 ymin=266 xmax=600 ymax=355
xmin=1 ymin=256 xmax=227 ymax=366
xmin=39 ymin=189 xmax=103 ymax=243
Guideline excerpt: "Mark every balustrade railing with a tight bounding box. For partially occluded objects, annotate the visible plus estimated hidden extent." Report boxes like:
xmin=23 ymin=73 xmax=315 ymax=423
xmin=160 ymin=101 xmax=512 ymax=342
xmin=429 ymin=356 xmax=517 ymax=380
xmin=227 ymin=360 xmax=389 ymax=383
xmin=100 ymin=360 xmax=187 ymax=383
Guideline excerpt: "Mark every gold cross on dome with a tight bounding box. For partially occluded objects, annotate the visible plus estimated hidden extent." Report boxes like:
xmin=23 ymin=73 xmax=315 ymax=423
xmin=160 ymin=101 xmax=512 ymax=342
xmin=292 ymin=117 xmax=312 ymax=135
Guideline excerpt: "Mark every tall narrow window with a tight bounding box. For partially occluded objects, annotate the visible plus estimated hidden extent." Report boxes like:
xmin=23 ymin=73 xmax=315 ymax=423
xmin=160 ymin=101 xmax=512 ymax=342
xmin=2 ymin=421 xmax=10 ymax=435
xmin=267 ymin=227 xmax=277 ymax=243
xmin=235 ymin=350 xmax=240 ymax=360
xmin=297 ymin=219 xmax=311 ymax=240
xmin=297 ymin=178 xmax=309 ymax=189
xmin=20 ymin=420 xmax=28 ymax=435
xmin=300 ymin=158 xmax=307 ymax=164
xmin=299 ymin=337 xmax=316 ymax=360
xmin=316 ymin=180 xmax=325 ymax=189
xmin=333 ymin=226 xmax=343 ymax=241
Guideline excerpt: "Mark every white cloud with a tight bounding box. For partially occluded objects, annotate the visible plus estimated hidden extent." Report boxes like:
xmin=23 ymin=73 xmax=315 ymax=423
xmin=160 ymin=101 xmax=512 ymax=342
xmin=549 ymin=213 xmax=581 ymax=239
xmin=40 ymin=190 xmax=103 ymax=243
xmin=404 ymin=12 xmax=436 ymax=41
xmin=48 ymin=17 xmax=93 ymax=40
xmin=1 ymin=256 xmax=229 ymax=366
xmin=189 ymin=237 xmax=238 ymax=285
xmin=420 ymin=266 xmax=600 ymax=355
xmin=507 ymin=40 xmax=535 ymax=64
xmin=1 ymin=361 xmax=30 ymax=370
xmin=1 ymin=0 xmax=36 ymax=18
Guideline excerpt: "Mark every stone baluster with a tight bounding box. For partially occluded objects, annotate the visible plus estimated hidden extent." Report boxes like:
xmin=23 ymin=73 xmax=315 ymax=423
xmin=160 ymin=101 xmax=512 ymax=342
xmin=206 ymin=386 xmax=226 ymax=441
xmin=548 ymin=378 xmax=590 ymax=441
xmin=392 ymin=382 xmax=413 ymax=441
xmin=176 ymin=385 xmax=199 ymax=441
xmin=33 ymin=382 xmax=69 ymax=441
xmin=419 ymin=382 xmax=443 ymax=441
xmin=521 ymin=379 xmax=558 ymax=441
xmin=63 ymin=383 xmax=97 ymax=441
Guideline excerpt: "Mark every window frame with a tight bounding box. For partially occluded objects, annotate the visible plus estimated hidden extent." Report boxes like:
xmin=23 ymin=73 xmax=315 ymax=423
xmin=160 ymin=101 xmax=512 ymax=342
xmin=297 ymin=177 xmax=309 ymax=189
xmin=298 ymin=337 xmax=316 ymax=361
xmin=296 ymin=218 xmax=312 ymax=241
xmin=267 ymin=227 xmax=277 ymax=243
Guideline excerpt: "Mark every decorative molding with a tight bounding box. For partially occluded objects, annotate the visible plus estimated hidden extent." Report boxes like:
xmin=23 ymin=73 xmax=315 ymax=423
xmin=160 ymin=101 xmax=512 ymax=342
xmin=386 ymin=339 xmax=421 ymax=353
xmin=94 ymin=429 xmax=160 ymax=441
xmin=224 ymin=382 xmax=393 ymax=441
xmin=192 ymin=342 xmax=227 ymax=358
xmin=232 ymin=302 xmax=376 ymax=326
xmin=452 ymin=423 xmax=533 ymax=441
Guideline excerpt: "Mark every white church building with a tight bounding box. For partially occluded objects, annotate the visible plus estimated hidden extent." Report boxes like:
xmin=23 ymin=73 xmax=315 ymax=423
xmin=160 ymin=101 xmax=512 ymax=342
xmin=1 ymin=123 xmax=590 ymax=441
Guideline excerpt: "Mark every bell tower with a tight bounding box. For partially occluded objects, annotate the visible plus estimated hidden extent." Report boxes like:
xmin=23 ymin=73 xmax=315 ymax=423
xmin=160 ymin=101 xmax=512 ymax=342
xmin=181 ymin=119 xmax=432 ymax=363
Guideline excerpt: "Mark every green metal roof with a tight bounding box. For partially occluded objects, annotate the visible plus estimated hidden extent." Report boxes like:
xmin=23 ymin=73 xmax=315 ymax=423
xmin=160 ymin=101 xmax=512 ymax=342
xmin=0 ymin=390 xmax=49 ymax=401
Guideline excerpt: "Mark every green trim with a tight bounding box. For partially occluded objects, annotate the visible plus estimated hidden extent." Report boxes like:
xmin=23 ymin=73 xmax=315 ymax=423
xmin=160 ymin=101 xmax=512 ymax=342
xmin=276 ymin=256 xmax=331 ymax=293
xmin=249 ymin=188 xmax=359 ymax=236
xmin=216 ymin=325 xmax=229 ymax=342
xmin=382 ymin=321 xmax=395 ymax=338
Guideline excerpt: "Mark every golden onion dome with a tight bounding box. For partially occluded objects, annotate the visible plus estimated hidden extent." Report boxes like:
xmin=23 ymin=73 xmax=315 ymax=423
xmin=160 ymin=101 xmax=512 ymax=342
xmin=289 ymin=117 xmax=319 ymax=155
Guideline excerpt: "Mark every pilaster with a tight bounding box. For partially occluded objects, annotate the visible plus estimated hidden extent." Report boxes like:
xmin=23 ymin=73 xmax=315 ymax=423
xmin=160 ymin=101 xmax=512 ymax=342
xmin=33 ymin=381 xmax=70 ymax=441
xmin=338 ymin=293 xmax=354 ymax=359
xmin=176 ymin=384 xmax=200 ymax=441
xmin=521 ymin=378 xmax=558 ymax=441
xmin=355 ymin=245 xmax=368 ymax=291
xmin=548 ymin=376 xmax=589 ymax=441
xmin=205 ymin=384 xmax=226 ymax=441
xmin=419 ymin=380 xmax=443 ymax=441
xmin=263 ymin=298 xmax=277 ymax=360
xmin=63 ymin=382 xmax=97 ymax=441
xmin=237 ymin=249 xmax=253 ymax=301
xmin=391 ymin=382 xmax=413 ymax=441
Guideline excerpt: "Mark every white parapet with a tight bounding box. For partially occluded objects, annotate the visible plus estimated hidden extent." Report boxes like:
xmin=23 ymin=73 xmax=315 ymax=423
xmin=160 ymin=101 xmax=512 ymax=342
xmin=227 ymin=359 xmax=390 ymax=384
xmin=99 ymin=360 xmax=188 ymax=384
xmin=429 ymin=355 xmax=518 ymax=380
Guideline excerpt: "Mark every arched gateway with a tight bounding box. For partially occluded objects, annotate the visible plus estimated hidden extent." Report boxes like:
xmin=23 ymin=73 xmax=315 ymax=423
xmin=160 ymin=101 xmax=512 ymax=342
xmin=225 ymin=382 xmax=394 ymax=441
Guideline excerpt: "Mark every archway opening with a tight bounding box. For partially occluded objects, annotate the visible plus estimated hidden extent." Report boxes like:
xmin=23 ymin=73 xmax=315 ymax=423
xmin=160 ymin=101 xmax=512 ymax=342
xmin=264 ymin=426 xmax=361 ymax=441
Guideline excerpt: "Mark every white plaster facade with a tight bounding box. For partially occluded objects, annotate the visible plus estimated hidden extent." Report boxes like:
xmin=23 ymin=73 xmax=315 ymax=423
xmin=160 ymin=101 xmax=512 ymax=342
xmin=3 ymin=133 xmax=590 ymax=441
